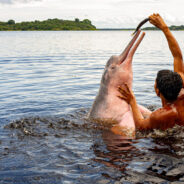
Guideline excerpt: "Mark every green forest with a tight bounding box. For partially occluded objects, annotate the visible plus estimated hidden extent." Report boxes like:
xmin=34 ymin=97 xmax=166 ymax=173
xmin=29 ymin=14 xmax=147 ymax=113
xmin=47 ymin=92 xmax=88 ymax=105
xmin=1 ymin=18 xmax=184 ymax=31
xmin=143 ymin=25 xmax=184 ymax=30
xmin=0 ymin=18 xmax=96 ymax=31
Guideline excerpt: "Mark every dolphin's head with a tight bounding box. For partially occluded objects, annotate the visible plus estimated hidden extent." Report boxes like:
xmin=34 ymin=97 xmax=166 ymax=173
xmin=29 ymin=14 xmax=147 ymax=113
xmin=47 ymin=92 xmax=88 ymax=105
xmin=101 ymin=30 xmax=145 ymax=92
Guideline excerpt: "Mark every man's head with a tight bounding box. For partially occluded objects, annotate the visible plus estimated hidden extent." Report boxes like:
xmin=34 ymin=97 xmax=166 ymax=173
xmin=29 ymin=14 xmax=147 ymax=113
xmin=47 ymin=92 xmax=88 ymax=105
xmin=155 ymin=70 xmax=183 ymax=101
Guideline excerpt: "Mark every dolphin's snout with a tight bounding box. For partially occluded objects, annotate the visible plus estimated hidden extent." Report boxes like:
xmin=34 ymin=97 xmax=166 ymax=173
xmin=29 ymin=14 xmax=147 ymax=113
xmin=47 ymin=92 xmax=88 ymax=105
xmin=119 ymin=30 xmax=141 ymax=64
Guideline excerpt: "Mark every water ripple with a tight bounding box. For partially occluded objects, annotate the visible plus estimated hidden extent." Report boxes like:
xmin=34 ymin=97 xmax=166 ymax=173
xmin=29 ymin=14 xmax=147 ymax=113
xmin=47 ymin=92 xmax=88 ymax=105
xmin=1 ymin=31 xmax=184 ymax=183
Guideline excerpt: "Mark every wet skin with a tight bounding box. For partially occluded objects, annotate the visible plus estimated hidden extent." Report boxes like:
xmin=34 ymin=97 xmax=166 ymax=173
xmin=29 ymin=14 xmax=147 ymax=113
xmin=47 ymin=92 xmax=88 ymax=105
xmin=89 ymin=30 xmax=151 ymax=137
xmin=118 ymin=84 xmax=184 ymax=131
xmin=118 ymin=14 xmax=184 ymax=131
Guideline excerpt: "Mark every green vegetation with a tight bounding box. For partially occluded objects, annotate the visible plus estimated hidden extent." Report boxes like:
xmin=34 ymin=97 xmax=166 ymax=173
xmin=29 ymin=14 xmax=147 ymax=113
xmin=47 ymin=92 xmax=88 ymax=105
xmin=0 ymin=18 xmax=96 ymax=31
xmin=143 ymin=25 xmax=184 ymax=31
xmin=99 ymin=25 xmax=184 ymax=31
xmin=1 ymin=18 xmax=184 ymax=31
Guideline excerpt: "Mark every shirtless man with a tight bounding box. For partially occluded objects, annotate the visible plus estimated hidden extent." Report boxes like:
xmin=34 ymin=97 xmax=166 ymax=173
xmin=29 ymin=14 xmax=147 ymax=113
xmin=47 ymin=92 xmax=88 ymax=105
xmin=118 ymin=13 xmax=184 ymax=130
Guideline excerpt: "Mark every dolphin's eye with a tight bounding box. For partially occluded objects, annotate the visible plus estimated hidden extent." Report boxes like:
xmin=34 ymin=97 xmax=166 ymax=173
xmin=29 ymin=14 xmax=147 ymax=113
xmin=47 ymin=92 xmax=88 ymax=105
xmin=110 ymin=65 xmax=116 ymax=70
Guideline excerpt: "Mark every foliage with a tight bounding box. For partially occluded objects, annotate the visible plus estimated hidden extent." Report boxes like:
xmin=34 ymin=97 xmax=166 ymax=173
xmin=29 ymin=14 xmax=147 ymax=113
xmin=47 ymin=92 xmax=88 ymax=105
xmin=7 ymin=19 xmax=15 ymax=25
xmin=0 ymin=18 xmax=96 ymax=31
xmin=143 ymin=25 xmax=184 ymax=31
xmin=75 ymin=18 xmax=80 ymax=23
xmin=170 ymin=25 xmax=184 ymax=30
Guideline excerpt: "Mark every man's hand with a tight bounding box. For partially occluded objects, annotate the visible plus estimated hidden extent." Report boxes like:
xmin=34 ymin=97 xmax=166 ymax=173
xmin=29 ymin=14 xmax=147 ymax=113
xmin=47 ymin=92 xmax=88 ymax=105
xmin=118 ymin=84 xmax=135 ymax=104
xmin=149 ymin=13 xmax=168 ymax=30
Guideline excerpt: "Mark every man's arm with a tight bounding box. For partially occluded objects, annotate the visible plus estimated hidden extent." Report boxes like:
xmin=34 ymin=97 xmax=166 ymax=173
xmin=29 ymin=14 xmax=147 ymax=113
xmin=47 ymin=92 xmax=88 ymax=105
xmin=162 ymin=28 xmax=183 ymax=73
xmin=138 ymin=104 xmax=152 ymax=118
xmin=129 ymin=96 xmax=152 ymax=130
xmin=118 ymin=85 xmax=152 ymax=130
xmin=118 ymin=85 xmax=177 ymax=130
xmin=149 ymin=14 xmax=184 ymax=74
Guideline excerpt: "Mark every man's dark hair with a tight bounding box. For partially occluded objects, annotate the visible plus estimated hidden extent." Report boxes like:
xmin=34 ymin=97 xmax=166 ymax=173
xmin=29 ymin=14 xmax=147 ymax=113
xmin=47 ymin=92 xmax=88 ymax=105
xmin=156 ymin=70 xmax=183 ymax=101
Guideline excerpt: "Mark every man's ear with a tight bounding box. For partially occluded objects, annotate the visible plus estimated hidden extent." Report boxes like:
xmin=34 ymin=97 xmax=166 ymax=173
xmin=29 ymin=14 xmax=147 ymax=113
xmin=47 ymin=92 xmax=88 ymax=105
xmin=155 ymin=87 xmax=160 ymax=97
xmin=154 ymin=82 xmax=160 ymax=97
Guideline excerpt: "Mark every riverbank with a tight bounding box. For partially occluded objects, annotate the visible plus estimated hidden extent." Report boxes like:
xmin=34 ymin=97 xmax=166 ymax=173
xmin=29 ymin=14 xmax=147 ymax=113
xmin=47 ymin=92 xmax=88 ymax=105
xmin=0 ymin=18 xmax=96 ymax=31
xmin=1 ymin=19 xmax=184 ymax=31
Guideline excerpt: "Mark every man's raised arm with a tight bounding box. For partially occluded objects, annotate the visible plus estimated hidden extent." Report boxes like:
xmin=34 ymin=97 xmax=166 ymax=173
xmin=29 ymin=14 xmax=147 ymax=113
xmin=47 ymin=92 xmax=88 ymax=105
xmin=149 ymin=13 xmax=184 ymax=75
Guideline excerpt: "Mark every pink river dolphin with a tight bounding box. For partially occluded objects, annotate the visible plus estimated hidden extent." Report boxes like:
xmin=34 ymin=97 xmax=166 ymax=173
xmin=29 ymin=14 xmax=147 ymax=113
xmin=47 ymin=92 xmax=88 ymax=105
xmin=89 ymin=30 xmax=151 ymax=137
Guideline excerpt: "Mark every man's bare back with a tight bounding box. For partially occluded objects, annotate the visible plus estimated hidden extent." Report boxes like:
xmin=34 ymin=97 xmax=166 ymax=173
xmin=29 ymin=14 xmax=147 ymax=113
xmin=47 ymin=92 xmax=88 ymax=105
xmin=173 ymin=89 xmax=184 ymax=126
xmin=147 ymin=88 xmax=184 ymax=130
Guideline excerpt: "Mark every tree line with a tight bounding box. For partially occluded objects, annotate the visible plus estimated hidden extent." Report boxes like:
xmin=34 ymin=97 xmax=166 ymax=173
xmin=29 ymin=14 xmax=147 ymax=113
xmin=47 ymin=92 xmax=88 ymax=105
xmin=1 ymin=19 xmax=184 ymax=31
xmin=143 ymin=25 xmax=184 ymax=30
xmin=0 ymin=18 xmax=96 ymax=31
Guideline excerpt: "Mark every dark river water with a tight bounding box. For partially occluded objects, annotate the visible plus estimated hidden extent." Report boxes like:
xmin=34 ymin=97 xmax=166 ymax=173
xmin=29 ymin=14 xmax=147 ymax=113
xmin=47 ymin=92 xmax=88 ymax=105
xmin=0 ymin=31 xmax=184 ymax=184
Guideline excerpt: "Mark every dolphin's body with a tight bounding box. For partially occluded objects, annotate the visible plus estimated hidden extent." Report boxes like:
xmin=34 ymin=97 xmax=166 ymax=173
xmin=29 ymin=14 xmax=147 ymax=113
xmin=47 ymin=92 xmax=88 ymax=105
xmin=89 ymin=30 xmax=151 ymax=137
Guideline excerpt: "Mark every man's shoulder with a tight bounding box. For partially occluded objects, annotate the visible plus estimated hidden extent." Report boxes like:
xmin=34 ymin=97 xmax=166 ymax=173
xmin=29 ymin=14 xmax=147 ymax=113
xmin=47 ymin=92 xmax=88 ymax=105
xmin=178 ymin=88 xmax=184 ymax=98
xmin=150 ymin=105 xmax=178 ymax=129
xmin=151 ymin=105 xmax=178 ymax=120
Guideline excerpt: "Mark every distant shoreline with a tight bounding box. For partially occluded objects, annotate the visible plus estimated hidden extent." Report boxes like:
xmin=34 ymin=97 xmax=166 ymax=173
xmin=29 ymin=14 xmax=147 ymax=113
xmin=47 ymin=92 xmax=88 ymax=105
xmin=0 ymin=18 xmax=96 ymax=31
xmin=1 ymin=28 xmax=184 ymax=31
xmin=1 ymin=29 xmax=184 ymax=31
xmin=1 ymin=19 xmax=184 ymax=31
xmin=98 ymin=27 xmax=184 ymax=31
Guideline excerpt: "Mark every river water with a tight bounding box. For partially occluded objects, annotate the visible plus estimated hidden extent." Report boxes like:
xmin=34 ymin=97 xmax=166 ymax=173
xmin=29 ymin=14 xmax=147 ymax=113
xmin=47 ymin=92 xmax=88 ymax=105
xmin=0 ymin=31 xmax=184 ymax=183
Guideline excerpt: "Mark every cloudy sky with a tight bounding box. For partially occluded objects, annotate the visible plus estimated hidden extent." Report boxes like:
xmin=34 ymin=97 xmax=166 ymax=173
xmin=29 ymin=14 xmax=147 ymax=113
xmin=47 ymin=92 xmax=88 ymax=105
xmin=0 ymin=0 xmax=183 ymax=28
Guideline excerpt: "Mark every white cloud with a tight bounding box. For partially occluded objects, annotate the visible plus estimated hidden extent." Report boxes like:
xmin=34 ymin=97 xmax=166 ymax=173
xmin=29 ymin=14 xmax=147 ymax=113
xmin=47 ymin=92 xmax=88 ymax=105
xmin=0 ymin=0 xmax=41 ymax=4
xmin=0 ymin=0 xmax=184 ymax=28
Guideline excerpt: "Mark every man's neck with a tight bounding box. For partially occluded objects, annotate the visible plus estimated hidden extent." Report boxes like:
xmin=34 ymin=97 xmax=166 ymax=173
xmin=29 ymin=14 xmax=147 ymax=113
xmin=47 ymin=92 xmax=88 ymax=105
xmin=160 ymin=95 xmax=172 ymax=107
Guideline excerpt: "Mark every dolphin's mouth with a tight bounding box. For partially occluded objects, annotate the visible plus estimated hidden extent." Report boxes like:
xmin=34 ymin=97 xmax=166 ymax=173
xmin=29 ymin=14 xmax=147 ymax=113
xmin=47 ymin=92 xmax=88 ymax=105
xmin=118 ymin=30 xmax=145 ymax=65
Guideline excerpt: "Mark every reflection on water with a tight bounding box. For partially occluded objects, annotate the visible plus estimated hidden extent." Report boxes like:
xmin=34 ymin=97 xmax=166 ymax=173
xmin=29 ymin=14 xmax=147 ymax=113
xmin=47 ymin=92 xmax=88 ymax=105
xmin=2 ymin=111 xmax=184 ymax=183
xmin=1 ymin=31 xmax=184 ymax=183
